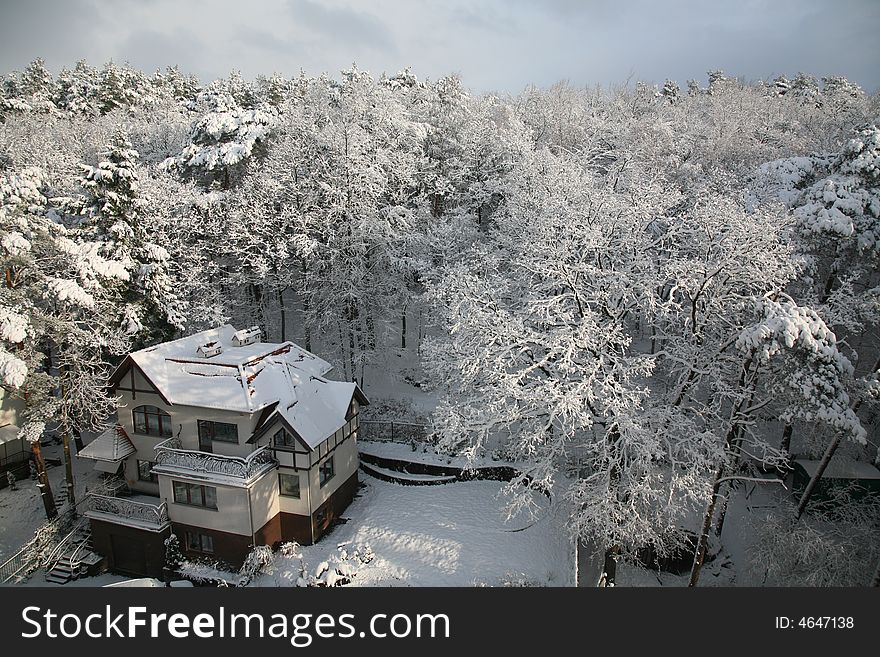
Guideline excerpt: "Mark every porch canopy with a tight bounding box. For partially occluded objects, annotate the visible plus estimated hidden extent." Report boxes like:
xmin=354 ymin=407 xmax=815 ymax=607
xmin=78 ymin=425 xmax=135 ymax=473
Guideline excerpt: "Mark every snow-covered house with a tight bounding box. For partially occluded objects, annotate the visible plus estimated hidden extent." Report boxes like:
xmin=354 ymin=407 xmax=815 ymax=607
xmin=78 ymin=325 xmax=367 ymax=576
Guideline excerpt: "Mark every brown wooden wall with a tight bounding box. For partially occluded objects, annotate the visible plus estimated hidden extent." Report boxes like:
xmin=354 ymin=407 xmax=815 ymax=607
xmin=89 ymin=518 xmax=170 ymax=579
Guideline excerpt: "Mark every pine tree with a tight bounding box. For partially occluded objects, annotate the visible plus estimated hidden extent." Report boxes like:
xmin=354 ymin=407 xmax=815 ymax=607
xmin=78 ymin=132 xmax=186 ymax=342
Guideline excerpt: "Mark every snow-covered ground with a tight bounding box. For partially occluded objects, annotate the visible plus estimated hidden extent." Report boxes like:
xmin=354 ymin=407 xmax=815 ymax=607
xmin=0 ymin=437 xmax=105 ymax=558
xmin=246 ymin=474 xmax=572 ymax=587
xmin=616 ymin=479 xmax=788 ymax=586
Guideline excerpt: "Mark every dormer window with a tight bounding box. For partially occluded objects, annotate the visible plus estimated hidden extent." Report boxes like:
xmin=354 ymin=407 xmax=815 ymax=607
xmin=197 ymin=341 xmax=223 ymax=358
xmin=231 ymin=326 xmax=261 ymax=347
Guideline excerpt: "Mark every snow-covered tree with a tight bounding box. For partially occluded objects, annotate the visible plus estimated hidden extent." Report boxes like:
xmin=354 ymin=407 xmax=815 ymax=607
xmin=162 ymin=74 xmax=277 ymax=188
xmin=1 ymin=166 xmax=130 ymax=515
xmin=425 ymin=147 xmax=711 ymax=580
xmin=75 ymin=132 xmax=185 ymax=342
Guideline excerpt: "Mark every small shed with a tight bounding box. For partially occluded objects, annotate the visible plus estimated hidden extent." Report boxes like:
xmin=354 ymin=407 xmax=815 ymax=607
xmin=0 ymin=423 xmax=29 ymax=488
xmin=792 ymin=457 xmax=880 ymax=502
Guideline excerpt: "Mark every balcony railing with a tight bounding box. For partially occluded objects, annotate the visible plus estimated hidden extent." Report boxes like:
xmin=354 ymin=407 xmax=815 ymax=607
xmin=153 ymin=437 xmax=276 ymax=481
xmin=84 ymin=494 xmax=169 ymax=528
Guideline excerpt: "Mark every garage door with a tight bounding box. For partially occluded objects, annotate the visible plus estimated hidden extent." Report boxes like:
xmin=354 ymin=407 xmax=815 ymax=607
xmin=110 ymin=534 xmax=148 ymax=576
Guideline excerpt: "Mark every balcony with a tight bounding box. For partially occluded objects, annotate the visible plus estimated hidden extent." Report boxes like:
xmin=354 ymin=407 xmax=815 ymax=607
xmin=152 ymin=437 xmax=277 ymax=485
xmin=83 ymin=493 xmax=170 ymax=531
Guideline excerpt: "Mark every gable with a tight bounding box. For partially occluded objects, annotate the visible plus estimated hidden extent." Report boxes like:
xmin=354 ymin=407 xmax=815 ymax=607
xmin=108 ymin=356 xmax=172 ymax=406
xmin=248 ymin=412 xmax=311 ymax=452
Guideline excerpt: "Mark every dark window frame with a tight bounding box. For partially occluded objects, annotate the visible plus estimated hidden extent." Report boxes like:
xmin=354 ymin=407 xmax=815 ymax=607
xmin=137 ymin=459 xmax=157 ymax=483
xmin=273 ymin=427 xmax=296 ymax=448
xmin=197 ymin=419 xmax=239 ymax=444
xmin=278 ymin=472 xmax=301 ymax=498
xmin=185 ymin=531 xmax=214 ymax=554
xmin=172 ymin=481 xmax=218 ymax=510
xmin=132 ymin=405 xmax=172 ymax=438
xmin=319 ymin=455 xmax=335 ymax=488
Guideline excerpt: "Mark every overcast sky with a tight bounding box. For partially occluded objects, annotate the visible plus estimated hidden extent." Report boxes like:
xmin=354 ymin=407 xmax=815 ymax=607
xmin=0 ymin=0 xmax=877 ymax=93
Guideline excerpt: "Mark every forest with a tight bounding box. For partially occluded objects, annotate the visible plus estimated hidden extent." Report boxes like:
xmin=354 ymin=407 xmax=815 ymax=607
xmin=1 ymin=58 xmax=878 ymax=586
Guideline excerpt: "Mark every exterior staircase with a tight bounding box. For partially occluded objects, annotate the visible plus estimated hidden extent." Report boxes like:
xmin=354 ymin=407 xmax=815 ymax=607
xmin=53 ymin=490 xmax=68 ymax=510
xmin=43 ymin=525 xmax=103 ymax=585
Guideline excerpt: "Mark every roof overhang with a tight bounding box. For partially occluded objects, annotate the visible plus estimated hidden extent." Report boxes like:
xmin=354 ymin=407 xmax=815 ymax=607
xmin=78 ymin=425 xmax=136 ymax=463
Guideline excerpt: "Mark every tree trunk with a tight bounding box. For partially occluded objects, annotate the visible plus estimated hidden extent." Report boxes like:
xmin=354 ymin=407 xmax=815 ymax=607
xmin=278 ymin=287 xmax=287 ymax=342
xmin=794 ymin=356 xmax=877 ymax=520
xmin=348 ymin=328 xmax=356 ymax=386
xmin=713 ymin=483 xmax=730 ymax=537
xmin=780 ymin=423 xmax=793 ymax=461
xmin=73 ymin=428 xmax=84 ymax=452
xmin=61 ymin=426 xmax=75 ymax=506
xmin=365 ymin=313 xmax=376 ymax=351
xmin=820 ymin=267 xmax=836 ymax=304
xmin=401 ymin=305 xmax=407 ymax=349
xmin=871 ymin=558 xmax=880 ymax=587
xmin=795 ymin=432 xmax=843 ymax=519
xmin=600 ymin=545 xmax=619 ymax=587
xmin=714 ymin=422 xmax=749 ymax=537
xmin=689 ymin=465 xmax=724 ymax=586
xmin=30 ymin=440 xmax=57 ymax=521
xmin=301 ymin=261 xmax=311 ymax=352
xmin=337 ymin=321 xmax=348 ymax=380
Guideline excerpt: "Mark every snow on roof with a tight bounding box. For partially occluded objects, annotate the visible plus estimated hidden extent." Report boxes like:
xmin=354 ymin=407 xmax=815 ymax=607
xmin=0 ymin=424 xmax=22 ymax=445
xmin=274 ymin=369 xmax=358 ymax=449
xmin=794 ymin=458 xmax=880 ymax=480
xmin=123 ymin=325 xmax=360 ymax=449
xmin=78 ymin=425 xmax=136 ymax=462
xmin=127 ymin=325 xmax=334 ymax=413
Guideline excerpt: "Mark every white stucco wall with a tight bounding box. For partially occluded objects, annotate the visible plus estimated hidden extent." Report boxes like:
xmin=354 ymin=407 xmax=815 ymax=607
xmin=276 ymin=467 xmax=310 ymax=516
xmin=308 ymin=433 xmax=359 ymax=509
xmin=159 ymin=474 xmax=252 ymax=536
xmin=248 ymin=468 xmax=280 ymax=532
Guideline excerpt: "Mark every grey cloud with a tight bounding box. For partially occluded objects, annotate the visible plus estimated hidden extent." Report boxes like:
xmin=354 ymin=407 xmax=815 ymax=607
xmin=236 ymin=26 xmax=307 ymax=57
xmin=119 ymin=28 xmax=215 ymax=82
xmin=0 ymin=0 xmax=877 ymax=93
xmin=0 ymin=0 xmax=107 ymax=73
xmin=449 ymin=4 xmax=518 ymax=34
xmin=286 ymin=0 xmax=396 ymax=53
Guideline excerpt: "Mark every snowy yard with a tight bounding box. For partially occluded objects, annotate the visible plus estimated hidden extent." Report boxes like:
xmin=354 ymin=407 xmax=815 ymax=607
xmin=150 ymin=469 xmax=574 ymax=589
xmin=0 ymin=438 xmax=105 ymax=558
xmin=249 ymin=474 xmax=573 ymax=587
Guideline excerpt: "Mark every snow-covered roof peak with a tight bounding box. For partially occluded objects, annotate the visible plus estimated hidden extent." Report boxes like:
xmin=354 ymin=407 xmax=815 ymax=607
xmin=123 ymin=325 xmax=335 ymax=414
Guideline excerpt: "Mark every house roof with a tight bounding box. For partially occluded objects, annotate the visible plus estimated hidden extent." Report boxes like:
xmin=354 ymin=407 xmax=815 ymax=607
xmin=0 ymin=424 xmax=21 ymax=445
xmin=112 ymin=325 xmax=334 ymax=413
xmin=78 ymin=425 xmax=136 ymax=462
xmin=111 ymin=325 xmax=368 ymax=450
xmin=794 ymin=458 xmax=880 ymax=480
xmin=274 ymin=372 xmax=359 ymax=449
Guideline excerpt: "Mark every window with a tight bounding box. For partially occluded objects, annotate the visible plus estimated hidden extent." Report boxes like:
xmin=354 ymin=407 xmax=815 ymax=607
xmin=197 ymin=419 xmax=239 ymax=444
xmin=185 ymin=531 xmax=214 ymax=554
xmin=319 ymin=455 xmax=335 ymax=488
xmin=279 ymin=472 xmax=300 ymax=498
xmin=137 ymin=460 xmax=157 ymax=483
xmin=132 ymin=405 xmax=172 ymax=437
xmin=172 ymin=481 xmax=218 ymax=509
xmin=273 ymin=427 xmax=296 ymax=448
